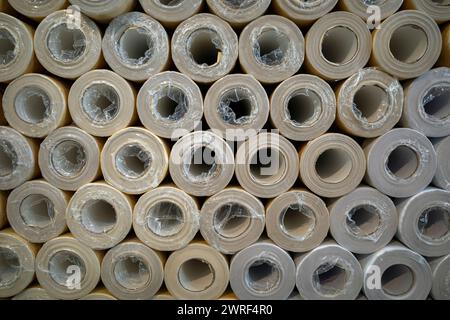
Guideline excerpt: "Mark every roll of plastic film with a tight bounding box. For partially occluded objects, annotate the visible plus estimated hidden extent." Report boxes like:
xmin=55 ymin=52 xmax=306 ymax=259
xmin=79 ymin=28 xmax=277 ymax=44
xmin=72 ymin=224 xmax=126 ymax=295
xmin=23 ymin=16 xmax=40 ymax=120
xmin=299 ymin=133 xmax=366 ymax=198
xmin=371 ymin=10 xmax=442 ymax=80
xmin=336 ymin=68 xmax=404 ymax=138
xmin=139 ymin=0 xmax=203 ymax=28
xmin=364 ymin=128 xmax=437 ymax=198
xmin=360 ymin=242 xmax=432 ymax=300
xmin=200 ymin=187 xmax=265 ymax=254
xmin=0 ymin=229 xmax=38 ymax=298
xmin=80 ymin=287 xmax=117 ymax=300
xmin=102 ymin=12 xmax=169 ymax=82
xmin=439 ymin=23 xmax=450 ymax=67
xmin=39 ymin=126 xmax=102 ymax=191
xmin=0 ymin=126 xmax=39 ymax=191
xmin=428 ymin=254 xmax=450 ymax=300
xmin=34 ymin=9 xmax=103 ymax=79
xmin=230 ymin=240 xmax=296 ymax=300
xmin=270 ymin=74 xmax=336 ymax=141
xmin=432 ymin=136 xmax=450 ymax=190
xmin=7 ymin=180 xmax=69 ymax=243
xmin=35 ymin=234 xmax=102 ymax=300
xmin=235 ymin=133 xmax=299 ymax=199
xmin=206 ymin=0 xmax=271 ymax=28
xmin=304 ymin=11 xmax=371 ymax=81
xmin=0 ymin=191 xmax=6 ymax=229
xmin=328 ymin=186 xmax=398 ymax=254
xmin=69 ymin=0 xmax=135 ymax=23
xmin=3 ymin=73 xmax=70 ymax=138
xmin=273 ymin=0 xmax=337 ymax=26
xmin=7 ymin=0 xmax=68 ymax=21
xmin=339 ymin=0 xmax=403 ymax=21
xmin=133 ymin=186 xmax=199 ymax=252
xmin=294 ymin=240 xmax=363 ymax=300
xmin=12 ymin=285 xmax=55 ymax=300
xmin=171 ymin=13 xmax=238 ymax=84
xmin=101 ymin=127 xmax=169 ymax=195
xmin=404 ymin=0 xmax=450 ymax=24
xmin=239 ymin=15 xmax=304 ymax=84
xmin=137 ymin=71 xmax=203 ymax=140
xmin=0 ymin=13 xmax=36 ymax=83
xmin=396 ymin=188 xmax=450 ymax=257
xmin=164 ymin=242 xmax=229 ymax=300
xmin=169 ymin=131 xmax=234 ymax=197
xmin=66 ymin=182 xmax=133 ymax=250
xmin=204 ymin=74 xmax=269 ymax=141
xmin=400 ymin=67 xmax=450 ymax=138
xmin=101 ymin=239 xmax=164 ymax=300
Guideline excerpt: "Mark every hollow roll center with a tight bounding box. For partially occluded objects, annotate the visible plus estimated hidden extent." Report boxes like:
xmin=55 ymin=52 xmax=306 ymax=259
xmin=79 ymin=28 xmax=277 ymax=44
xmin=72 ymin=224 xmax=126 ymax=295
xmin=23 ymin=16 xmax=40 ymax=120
xmin=118 ymin=27 xmax=154 ymax=65
xmin=254 ymin=28 xmax=289 ymax=66
xmin=187 ymin=146 xmax=217 ymax=180
xmin=147 ymin=201 xmax=184 ymax=237
xmin=0 ymin=247 xmax=20 ymax=287
xmin=115 ymin=144 xmax=152 ymax=179
xmin=353 ymin=85 xmax=389 ymax=123
xmin=81 ymin=83 xmax=120 ymax=124
xmin=81 ymin=200 xmax=117 ymax=234
xmin=315 ymin=148 xmax=352 ymax=184
xmin=346 ymin=204 xmax=381 ymax=237
xmin=218 ymin=89 xmax=254 ymax=125
xmin=14 ymin=86 xmax=51 ymax=124
xmin=213 ymin=203 xmax=252 ymax=239
xmin=246 ymin=259 xmax=281 ymax=293
xmin=178 ymin=259 xmax=215 ymax=292
xmin=113 ymin=256 xmax=151 ymax=290
xmin=0 ymin=28 xmax=17 ymax=65
xmin=281 ymin=204 xmax=316 ymax=239
xmin=422 ymin=86 xmax=450 ymax=121
xmin=249 ymin=147 xmax=287 ymax=184
xmin=321 ymin=26 xmax=358 ymax=65
xmin=381 ymin=264 xmax=414 ymax=296
xmin=386 ymin=145 xmax=419 ymax=180
xmin=155 ymin=86 xmax=188 ymax=121
xmin=49 ymin=250 xmax=86 ymax=287
xmin=47 ymin=23 xmax=86 ymax=63
xmin=188 ymin=29 xmax=223 ymax=66
xmin=286 ymin=89 xmax=321 ymax=126
xmin=51 ymin=140 xmax=87 ymax=177
xmin=20 ymin=194 xmax=55 ymax=228
xmin=418 ymin=206 xmax=450 ymax=240
xmin=389 ymin=25 xmax=428 ymax=64
xmin=313 ymin=263 xmax=348 ymax=296
xmin=0 ymin=140 xmax=17 ymax=177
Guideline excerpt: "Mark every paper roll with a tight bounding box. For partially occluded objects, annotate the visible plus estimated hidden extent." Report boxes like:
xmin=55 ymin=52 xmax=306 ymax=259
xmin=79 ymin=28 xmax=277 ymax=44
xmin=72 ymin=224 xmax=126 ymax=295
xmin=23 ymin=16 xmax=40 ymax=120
xmin=204 ymin=74 xmax=269 ymax=141
xmin=239 ymin=15 xmax=304 ymax=84
xmin=7 ymin=0 xmax=67 ymax=21
xmin=12 ymin=285 xmax=55 ymax=300
xmin=336 ymin=68 xmax=404 ymax=138
xmin=66 ymin=182 xmax=133 ymax=250
xmin=68 ymin=69 xmax=136 ymax=137
xmin=235 ymin=133 xmax=299 ymax=199
xmin=206 ymin=0 xmax=270 ymax=28
xmin=360 ymin=242 xmax=432 ymax=300
xmin=432 ymin=136 xmax=450 ymax=190
xmin=34 ymin=9 xmax=103 ymax=79
xmin=39 ymin=126 xmax=102 ymax=191
xmin=101 ymin=239 xmax=164 ymax=300
xmin=371 ymin=10 xmax=442 ymax=80
xmin=137 ymin=71 xmax=203 ymax=140
xmin=273 ymin=0 xmax=337 ymax=26
xmin=35 ymin=234 xmax=102 ymax=300
xmin=133 ymin=186 xmax=199 ymax=252
xmin=0 ymin=126 xmax=39 ymax=191
xmin=294 ymin=240 xmax=363 ymax=300
xmin=266 ymin=190 xmax=329 ymax=253
xmin=400 ymin=67 xmax=450 ymax=138
xmin=364 ymin=128 xmax=437 ymax=198
xmin=0 ymin=191 xmax=6 ymax=229
xmin=339 ymin=0 xmax=402 ymax=20
xmin=200 ymin=187 xmax=265 ymax=254
xmin=0 ymin=229 xmax=38 ymax=298
xmin=439 ymin=23 xmax=450 ymax=67
xmin=102 ymin=12 xmax=169 ymax=82
xmin=304 ymin=11 xmax=371 ymax=81
xmin=7 ymin=180 xmax=69 ymax=243
xmin=404 ymin=0 xmax=450 ymax=24
xmin=3 ymin=73 xmax=70 ymax=138
xmin=328 ymin=186 xmax=398 ymax=254
xmin=101 ymin=127 xmax=169 ymax=195
xmin=68 ymin=0 xmax=135 ymax=23
xmin=164 ymin=242 xmax=229 ymax=300
xmin=171 ymin=13 xmax=238 ymax=84
xmin=270 ymin=74 xmax=336 ymax=141
xmin=428 ymin=254 xmax=450 ymax=300
xmin=139 ymin=0 xmax=203 ymax=28
xmin=80 ymin=287 xmax=117 ymax=300
xmin=169 ymin=131 xmax=234 ymax=197
xmin=299 ymin=133 xmax=366 ymax=198
xmin=230 ymin=240 xmax=295 ymax=300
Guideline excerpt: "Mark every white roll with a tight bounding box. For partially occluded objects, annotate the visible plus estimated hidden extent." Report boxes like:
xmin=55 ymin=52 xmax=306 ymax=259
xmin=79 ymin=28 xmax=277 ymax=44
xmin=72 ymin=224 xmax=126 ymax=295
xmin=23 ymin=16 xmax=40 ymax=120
xmin=428 ymin=254 xmax=450 ymax=300
xmin=68 ymin=0 xmax=135 ymax=23
xmin=273 ymin=0 xmax=337 ymax=26
xmin=206 ymin=0 xmax=270 ymax=28
xmin=404 ymin=0 xmax=450 ymax=24
xmin=432 ymin=136 xmax=450 ymax=190
xmin=12 ymin=285 xmax=55 ymax=300
xmin=339 ymin=0 xmax=402 ymax=21
xmin=7 ymin=0 xmax=67 ymax=21
xmin=139 ymin=0 xmax=203 ymax=28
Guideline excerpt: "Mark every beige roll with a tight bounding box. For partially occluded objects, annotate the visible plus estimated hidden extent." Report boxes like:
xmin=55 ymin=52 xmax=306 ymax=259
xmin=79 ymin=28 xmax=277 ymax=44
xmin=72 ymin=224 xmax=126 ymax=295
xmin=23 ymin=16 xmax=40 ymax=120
xmin=206 ymin=0 xmax=270 ymax=28
xmin=0 ymin=191 xmax=6 ymax=229
xmin=360 ymin=242 xmax=432 ymax=300
xmin=7 ymin=180 xmax=69 ymax=243
xmin=80 ymin=287 xmax=117 ymax=300
xmin=270 ymin=74 xmax=336 ymax=141
xmin=0 ymin=229 xmax=37 ymax=298
xmin=266 ymin=190 xmax=329 ymax=253
xmin=329 ymin=186 xmax=398 ymax=254
xmin=432 ymin=136 xmax=450 ymax=190
xmin=299 ymin=133 xmax=366 ymax=198
xmin=12 ymin=285 xmax=55 ymax=300
xmin=235 ymin=133 xmax=299 ymax=199
xmin=137 ymin=71 xmax=203 ymax=140
xmin=439 ymin=23 xmax=450 ymax=67
xmin=336 ymin=68 xmax=404 ymax=138
xmin=404 ymin=0 xmax=450 ymax=24
xmin=66 ymin=182 xmax=133 ymax=250
xmin=7 ymin=0 xmax=67 ymax=21
xmin=171 ymin=13 xmax=238 ymax=84
xmin=339 ymin=0 xmax=402 ymax=21
xmin=152 ymin=290 xmax=174 ymax=300
xmin=273 ymin=0 xmax=337 ymax=26
xmin=0 ymin=126 xmax=39 ymax=191
xmin=102 ymin=12 xmax=169 ymax=82
xmin=204 ymin=74 xmax=269 ymax=141
xmin=101 ymin=127 xmax=169 ymax=195
xmin=371 ymin=10 xmax=442 ymax=80
xmin=68 ymin=0 xmax=134 ymax=23
xmin=0 ymin=0 xmax=12 ymax=13
xmin=304 ymin=11 xmax=371 ymax=81
xmin=200 ymin=187 xmax=265 ymax=254
xmin=39 ymin=126 xmax=102 ymax=191
xmin=0 ymin=13 xmax=36 ymax=83
xmin=133 ymin=186 xmax=199 ymax=252
xmin=34 ymin=10 xmax=103 ymax=79
xmin=164 ymin=242 xmax=229 ymax=300
xmin=3 ymin=73 xmax=70 ymax=138
xmin=169 ymin=131 xmax=234 ymax=197
xmin=239 ymin=15 xmax=304 ymax=84
xmin=428 ymin=254 xmax=450 ymax=300
xmin=139 ymin=0 xmax=203 ymax=28
xmin=35 ymin=234 xmax=102 ymax=300
xmin=400 ymin=67 xmax=450 ymax=138
xmin=364 ymin=128 xmax=437 ymax=198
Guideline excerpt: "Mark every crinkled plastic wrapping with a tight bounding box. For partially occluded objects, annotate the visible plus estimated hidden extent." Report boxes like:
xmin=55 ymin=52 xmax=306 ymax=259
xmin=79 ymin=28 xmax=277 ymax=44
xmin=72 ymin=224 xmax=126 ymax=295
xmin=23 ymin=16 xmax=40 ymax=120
xmin=0 ymin=26 xmax=17 ymax=65
xmin=7 ymin=0 xmax=67 ymax=21
xmin=68 ymin=0 xmax=135 ymax=23
xmin=81 ymin=84 xmax=120 ymax=125
xmin=344 ymin=202 xmax=389 ymax=243
xmin=206 ymin=0 xmax=271 ymax=27
xmin=217 ymin=87 xmax=258 ymax=125
xmin=273 ymin=0 xmax=338 ymax=26
xmin=50 ymin=140 xmax=87 ymax=178
xmin=138 ymin=0 xmax=203 ymax=28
